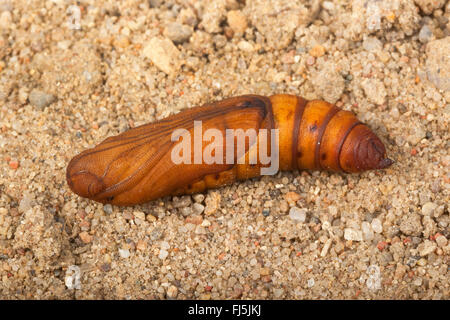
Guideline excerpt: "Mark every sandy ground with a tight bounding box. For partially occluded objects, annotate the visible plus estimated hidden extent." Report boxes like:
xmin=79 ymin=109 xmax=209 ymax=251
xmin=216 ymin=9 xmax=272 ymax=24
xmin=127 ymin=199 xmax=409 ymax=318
xmin=0 ymin=0 xmax=449 ymax=299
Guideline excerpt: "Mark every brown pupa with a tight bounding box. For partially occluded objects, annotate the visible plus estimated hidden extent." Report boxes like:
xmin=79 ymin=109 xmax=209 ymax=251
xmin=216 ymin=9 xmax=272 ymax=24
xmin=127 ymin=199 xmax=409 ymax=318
xmin=67 ymin=94 xmax=393 ymax=206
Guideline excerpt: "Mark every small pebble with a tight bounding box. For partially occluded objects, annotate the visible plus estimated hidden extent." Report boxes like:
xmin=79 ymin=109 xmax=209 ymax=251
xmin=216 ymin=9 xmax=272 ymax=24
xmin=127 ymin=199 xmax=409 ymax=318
xmin=158 ymin=249 xmax=169 ymax=260
xmin=284 ymin=191 xmax=301 ymax=204
xmin=119 ymin=248 xmax=130 ymax=259
xmin=201 ymin=219 xmax=211 ymax=227
xmin=113 ymin=36 xmax=130 ymax=49
xmin=322 ymin=1 xmax=335 ymax=11
xmin=344 ymin=228 xmax=363 ymax=241
xmin=103 ymin=204 xmax=113 ymax=215
xmin=417 ymin=258 xmax=427 ymax=266
xmin=180 ymin=207 xmax=192 ymax=217
xmin=0 ymin=11 xmax=12 ymax=29
xmin=167 ymin=285 xmax=178 ymax=298
xmin=361 ymin=78 xmax=387 ymax=105
xmin=173 ymin=195 xmax=192 ymax=208
xmin=8 ymin=160 xmax=19 ymax=169
xmin=227 ymin=10 xmax=247 ymax=35
xmin=421 ymin=202 xmax=437 ymax=216
xmin=309 ymin=45 xmax=325 ymax=57
xmin=133 ymin=211 xmax=145 ymax=221
xmin=143 ymin=37 xmax=181 ymax=75
xmin=426 ymin=38 xmax=450 ymax=91
xmin=79 ymin=231 xmax=93 ymax=244
xmin=273 ymin=288 xmax=284 ymax=298
xmin=237 ymin=40 xmax=254 ymax=52
xmin=185 ymin=215 xmax=203 ymax=225
xmin=371 ymin=218 xmax=383 ymax=233
xmin=65 ymin=265 xmax=81 ymax=290
xmin=361 ymin=222 xmax=374 ymax=241
xmin=289 ymin=207 xmax=307 ymax=222
xmin=136 ymin=240 xmax=147 ymax=251
xmin=260 ymin=267 xmax=270 ymax=276
xmin=413 ymin=278 xmax=423 ymax=286
xmin=320 ymin=239 xmax=332 ymax=257
xmin=100 ymin=263 xmax=111 ymax=272
xmin=163 ymin=22 xmax=192 ymax=43
xmin=192 ymin=194 xmax=205 ymax=203
xmin=150 ymin=228 xmax=163 ymax=241
xmin=195 ymin=225 xmax=206 ymax=234
xmin=419 ymin=25 xmax=433 ymax=43
xmin=418 ymin=240 xmax=437 ymax=256
xmin=29 ymin=89 xmax=55 ymax=109
xmin=123 ymin=211 xmax=133 ymax=220
xmin=19 ymin=194 xmax=33 ymax=213
xmin=204 ymin=192 xmax=220 ymax=215
xmin=363 ymin=36 xmax=382 ymax=52
xmin=160 ymin=241 xmax=170 ymax=250
xmin=435 ymin=235 xmax=447 ymax=248
xmin=399 ymin=214 xmax=422 ymax=236
xmin=306 ymin=56 xmax=315 ymax=65
xmin=192 ymin=203 xmax=205 ymax=215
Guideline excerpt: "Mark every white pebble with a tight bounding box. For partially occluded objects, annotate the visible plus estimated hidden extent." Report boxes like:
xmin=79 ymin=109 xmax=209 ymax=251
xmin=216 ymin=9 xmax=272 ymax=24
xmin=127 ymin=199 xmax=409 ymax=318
xmin=289 ymin=207 xmax=307 ymax=222
xmin=435 ymin=235 xmax=447 ymax=248
xmin=363 ymin=36 xmax=382 ymax=52
xmin=371 ymin=218 xmax=383 ymax=233
xmin=158 ymin=249 xmax=169 ymax=260
xmin=65 ymin=265 xmax=81 ymax=290
xmin=322 ymin=1 xmax=335 ymax=11
xmin=133 ymin=211 xmax=146 ymax=221
xmin=119 ymin=248 xmax=130 ymax=258
xmin=201 ymin=219 xmax=211 ymax=227
xmin=192 ymin=203 xmax=205 ymax=214
xmin=421 ymin=202 xmax=437 ymax=216
xmin=237 ymin=40 xmax=254 ymax=52
xmin=192 ymin=194 xmax=205 ymax=203
xmin=160 ymin=241 xmax=170 ymax=250
xmin=320 ymin=239 xmax=332 ymax=257
xmin=344 ymin=228 xmax=363 ymax=241
xmin=361 ymin=221 xmax=374 ymax=241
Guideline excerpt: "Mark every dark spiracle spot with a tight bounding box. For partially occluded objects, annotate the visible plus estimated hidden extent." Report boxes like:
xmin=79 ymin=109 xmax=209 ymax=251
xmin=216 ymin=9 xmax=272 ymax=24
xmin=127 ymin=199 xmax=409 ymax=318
xmin=187 ymin=184 xmax=192 ymax=189
xmin=309 ymin=124 xmax=318 ymax=132
xmin=106 ymin=196 xmax=114 ymax=202
xmin=215 ymin=174 xmax=220 ymax=180
xmin=321 ymin=153 xmax=327 ymax=160
xmin=297 ymin=150 xmax=303 ymax=158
